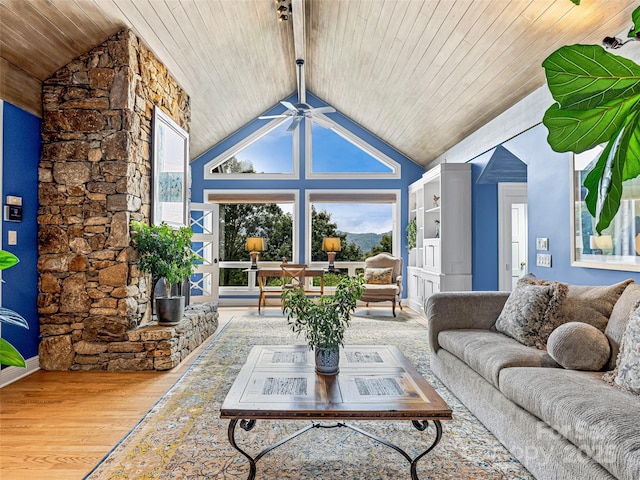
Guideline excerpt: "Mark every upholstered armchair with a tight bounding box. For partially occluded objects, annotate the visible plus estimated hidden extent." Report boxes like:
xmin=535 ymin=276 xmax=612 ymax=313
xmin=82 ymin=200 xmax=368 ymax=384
xmin=360 ymin=253 xmax=403 ymax=316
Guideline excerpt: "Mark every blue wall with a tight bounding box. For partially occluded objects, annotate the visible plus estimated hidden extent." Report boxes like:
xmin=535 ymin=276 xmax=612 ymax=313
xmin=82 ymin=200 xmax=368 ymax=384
xmin=468 ymin=150 xmax=499 ymax=290
xmin=506 ymin=124 xmax=640 ymax=285
xmin=191 ymin=92 xmax=425 ymax=295
xmin=2 ymin=102 xmax=41 ymax=362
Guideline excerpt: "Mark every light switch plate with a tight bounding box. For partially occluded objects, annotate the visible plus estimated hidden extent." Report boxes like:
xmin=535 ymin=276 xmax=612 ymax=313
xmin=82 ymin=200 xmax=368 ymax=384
xmin=536 ymin=237 xmax=549 ymax=251
xmin=7 ymin=230 xmax=17 ymax=245
xmin=536 ymin=253 xmax=551 ymax=268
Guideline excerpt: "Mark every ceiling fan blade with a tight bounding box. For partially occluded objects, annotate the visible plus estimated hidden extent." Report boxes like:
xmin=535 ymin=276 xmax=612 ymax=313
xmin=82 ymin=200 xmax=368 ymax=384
xmin=287 ymin=116 xmax=303 ymax=132
xmin=259 ymin=114 xmax=289 ymax=119
xmin=310 ymin=114 xmax=334 ymax=129
xmin=281 ymin=101 xmax=298 ymax=113
xmin=310 ymin=106 xmax=336 ymax=115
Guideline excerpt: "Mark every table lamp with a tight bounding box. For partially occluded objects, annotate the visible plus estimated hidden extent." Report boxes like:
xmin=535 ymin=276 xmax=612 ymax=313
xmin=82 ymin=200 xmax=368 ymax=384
xmin=322 ymin=237 xmax=341 ymax=271
xmin=246 ymin=237 xmax=265 ymax=269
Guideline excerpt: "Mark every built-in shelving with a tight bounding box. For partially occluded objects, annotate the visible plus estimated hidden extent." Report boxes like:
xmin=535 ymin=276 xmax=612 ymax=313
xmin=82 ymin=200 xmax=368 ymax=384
xmin=407 ymin=163 xmax=472 ymax=313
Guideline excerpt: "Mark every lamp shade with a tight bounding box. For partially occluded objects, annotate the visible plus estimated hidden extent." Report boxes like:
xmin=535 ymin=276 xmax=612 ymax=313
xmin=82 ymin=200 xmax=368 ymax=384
xmin=589 ymin=235 xmax=613 ymax=250
xmin=322 ymin=237 xmax=341 ymax=252
xmin=246 ymin=237 xmax=266 ymax=251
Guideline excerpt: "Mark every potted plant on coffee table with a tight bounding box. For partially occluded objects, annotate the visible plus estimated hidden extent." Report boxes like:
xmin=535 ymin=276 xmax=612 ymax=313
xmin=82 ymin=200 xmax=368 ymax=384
xmin=282 ymin=275 xmax=365 ymax=374
xmin=131 ymin=221 xmax=201 ymax=325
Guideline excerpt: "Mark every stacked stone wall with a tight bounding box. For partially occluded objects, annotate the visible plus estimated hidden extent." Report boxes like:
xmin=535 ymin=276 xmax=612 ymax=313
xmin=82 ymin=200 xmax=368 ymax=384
xmin=37 ymin=29 xmax=194 ymax=370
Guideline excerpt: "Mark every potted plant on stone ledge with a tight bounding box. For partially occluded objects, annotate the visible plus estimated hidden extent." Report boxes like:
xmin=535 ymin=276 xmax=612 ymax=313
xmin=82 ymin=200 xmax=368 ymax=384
xmin=282 ymin=275 xmax=365 ymax=375
xmin=130 ymin=221 xmax=201 ymax=325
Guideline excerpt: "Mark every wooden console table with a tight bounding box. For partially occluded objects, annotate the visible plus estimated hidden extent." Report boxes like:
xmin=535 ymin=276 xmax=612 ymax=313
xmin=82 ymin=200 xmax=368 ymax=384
xmin=247 ymin=267 xmax=325 ymax=312
xmin=221 ymin=345 xmax=452 ymax=479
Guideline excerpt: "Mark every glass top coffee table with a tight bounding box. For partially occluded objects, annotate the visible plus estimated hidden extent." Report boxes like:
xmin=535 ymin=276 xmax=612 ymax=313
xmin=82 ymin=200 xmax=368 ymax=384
xmin=221 ymin=344 xmax=452 ymax=479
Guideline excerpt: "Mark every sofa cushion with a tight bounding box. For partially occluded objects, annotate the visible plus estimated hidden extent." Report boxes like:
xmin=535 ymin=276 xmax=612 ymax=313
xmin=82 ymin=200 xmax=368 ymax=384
xmin=500 ymin=367 xmax=640 ymax=480
xmin=437 ymin=329 xmax=559 ymax=388
xmin=605 ymin=282 xmax=640 ymax=370
xmin=495 ymin=280 xmax=567 ymax=348
xmin=547 ymin=322 xmax=610 ymax=371
xmin=604 ymin=305 xmax=640 ymax=395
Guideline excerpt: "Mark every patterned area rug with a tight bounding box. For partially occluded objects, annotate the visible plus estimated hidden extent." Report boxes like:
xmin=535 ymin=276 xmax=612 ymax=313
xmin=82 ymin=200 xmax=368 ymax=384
xmin=85 ymin=311 xmax=533 ymax=480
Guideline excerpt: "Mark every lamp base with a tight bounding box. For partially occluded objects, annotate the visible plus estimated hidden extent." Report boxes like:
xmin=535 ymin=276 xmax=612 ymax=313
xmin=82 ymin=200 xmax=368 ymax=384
xmin=250 ymin=251 xmax=259 ymax=270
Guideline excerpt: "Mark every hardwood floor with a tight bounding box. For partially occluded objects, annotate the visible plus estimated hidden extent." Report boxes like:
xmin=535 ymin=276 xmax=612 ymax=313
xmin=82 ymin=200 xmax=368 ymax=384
xmin=0 ymin=305 xmax=420 ymax=479
xmin=0 ymin=307 xmax=239 ymax=480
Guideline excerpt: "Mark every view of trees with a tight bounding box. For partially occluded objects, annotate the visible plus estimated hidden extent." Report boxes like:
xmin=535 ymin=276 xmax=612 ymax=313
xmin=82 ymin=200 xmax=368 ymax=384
xmin=215 ymin=156 xmax=392 ymax=287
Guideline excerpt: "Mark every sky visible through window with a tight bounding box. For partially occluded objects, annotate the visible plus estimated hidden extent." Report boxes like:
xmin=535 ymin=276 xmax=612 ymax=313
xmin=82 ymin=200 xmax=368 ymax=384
xmin=312 ymin=125 xmax=392 ymax=173
xmin=234 ymin=122 xmax=293 ymax=173
xmin=315 ymin=203 xmax=392 ymax=234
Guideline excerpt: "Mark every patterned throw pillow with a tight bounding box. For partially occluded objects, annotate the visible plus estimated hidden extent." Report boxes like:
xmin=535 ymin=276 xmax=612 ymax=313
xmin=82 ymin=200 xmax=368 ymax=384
xmin=364 ymin=267 xmax=393 ymax=285
xmin=520 ymin=277 xmax=630 ymax=345
xmin=495 ymin=280 xmax=567 ymax=348
xmin=604 ymin=306 xmax=640 ymax=395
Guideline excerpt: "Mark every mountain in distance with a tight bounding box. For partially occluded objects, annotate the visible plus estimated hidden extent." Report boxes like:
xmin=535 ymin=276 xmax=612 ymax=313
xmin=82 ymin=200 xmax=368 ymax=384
xmin=341 ymin=231 xmax=391 ymax=253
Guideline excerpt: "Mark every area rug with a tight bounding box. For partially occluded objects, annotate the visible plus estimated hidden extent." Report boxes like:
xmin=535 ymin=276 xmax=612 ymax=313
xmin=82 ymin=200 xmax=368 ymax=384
xmin=85 ymin=311 xmax=533 ymax=480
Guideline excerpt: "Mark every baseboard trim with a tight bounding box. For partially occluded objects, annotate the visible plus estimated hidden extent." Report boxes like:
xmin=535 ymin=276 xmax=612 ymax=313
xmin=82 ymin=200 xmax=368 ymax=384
xmin=1 ymin=355 xmax=40 ymax=388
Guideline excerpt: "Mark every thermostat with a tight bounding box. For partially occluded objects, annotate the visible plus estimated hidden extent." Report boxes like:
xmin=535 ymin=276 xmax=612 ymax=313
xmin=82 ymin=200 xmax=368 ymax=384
xmin=4 ymin=205 xmax=22 ymax=222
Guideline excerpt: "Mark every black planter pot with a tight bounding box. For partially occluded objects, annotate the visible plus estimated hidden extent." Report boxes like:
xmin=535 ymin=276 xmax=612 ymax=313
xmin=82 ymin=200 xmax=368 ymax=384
xmin=155 ymin=296 xmax=185 ymax=325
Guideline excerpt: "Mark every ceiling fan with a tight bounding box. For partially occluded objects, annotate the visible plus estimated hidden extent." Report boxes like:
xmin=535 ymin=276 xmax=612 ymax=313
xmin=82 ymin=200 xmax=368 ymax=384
xmin=259 ymin=59 xmax=335 ymax=132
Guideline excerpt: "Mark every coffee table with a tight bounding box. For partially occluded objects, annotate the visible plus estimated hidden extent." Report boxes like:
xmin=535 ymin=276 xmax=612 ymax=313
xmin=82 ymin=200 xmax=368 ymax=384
xmin=220 ymin=345 xmax=452 ymax=479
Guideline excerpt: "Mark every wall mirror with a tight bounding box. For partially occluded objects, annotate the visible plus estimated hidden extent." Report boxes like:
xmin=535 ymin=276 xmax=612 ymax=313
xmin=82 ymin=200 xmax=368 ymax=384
xmin=572 ymin=146 xmax=640 ymax=271
xmin=152 ymin=106 xmax=189 ymax=227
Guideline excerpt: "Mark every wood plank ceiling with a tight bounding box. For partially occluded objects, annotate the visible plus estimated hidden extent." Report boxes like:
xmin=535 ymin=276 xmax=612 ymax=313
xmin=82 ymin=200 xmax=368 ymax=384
xmin=0 ymin=0 xmax=638 ymax=166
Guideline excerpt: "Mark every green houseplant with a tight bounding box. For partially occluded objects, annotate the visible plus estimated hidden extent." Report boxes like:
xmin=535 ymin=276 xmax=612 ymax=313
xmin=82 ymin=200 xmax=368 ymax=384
xmin=130 ymin=221 xmax=201 ymax=325
xmin=0 ymin=250 xmax=29 ymax=367
xmin=406 ymin=218 xmax=417 ymax=250
xmin=282 ymin=275 xmax=365 ymax=374
xmin=542 ymin=5 xmax=640 ymax=233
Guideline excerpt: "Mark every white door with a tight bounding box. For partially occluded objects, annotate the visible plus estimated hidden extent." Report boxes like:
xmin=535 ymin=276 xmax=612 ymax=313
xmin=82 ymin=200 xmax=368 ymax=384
xmin=189 ymin=203 xmax=219 ymax=302
xmin=498 ymin=183 xmax=528 ymax=291
xmin=511 ymin=203 xmax=528 ymax=289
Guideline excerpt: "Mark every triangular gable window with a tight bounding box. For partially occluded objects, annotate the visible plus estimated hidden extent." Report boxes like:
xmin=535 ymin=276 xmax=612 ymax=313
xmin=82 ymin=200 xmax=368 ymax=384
xmin=206 ymin=120 xmax=297 ymax=178
xmin=308 ymin=123 xmax=399 ymax=178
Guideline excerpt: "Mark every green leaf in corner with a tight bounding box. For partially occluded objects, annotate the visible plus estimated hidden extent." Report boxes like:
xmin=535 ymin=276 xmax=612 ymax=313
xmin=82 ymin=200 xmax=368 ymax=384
xmin=0 ymin=250 xmax=19 ymax=271
xmin=0 ymin=337 xmax=26 ymax=368
xmin=543 ymin=45 xmax=640 ymax=112
xmin=628 ymin=6 xmax=640 ymax=38
xmin=583 ymin=111 xmax=640 ymax=233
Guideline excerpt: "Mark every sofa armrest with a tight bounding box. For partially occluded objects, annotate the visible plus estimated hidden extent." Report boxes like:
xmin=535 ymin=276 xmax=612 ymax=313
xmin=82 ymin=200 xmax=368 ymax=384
xmin=426 ymin=291 xmax=510 ymax=352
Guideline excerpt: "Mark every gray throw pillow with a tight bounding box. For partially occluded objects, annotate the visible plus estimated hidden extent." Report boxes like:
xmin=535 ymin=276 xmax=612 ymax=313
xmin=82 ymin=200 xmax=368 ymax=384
xmin=547 ymin=322 xmax=610 ymax=371
xmin=605 ymin=282 xmax=640 ymax=370
xmin=495 ymin=280 xmax=567 ymax=348
xmin=522 ymin=278 xmax=631 ymax=345
xmin=604 ymin=306 xmax=640 ymax=395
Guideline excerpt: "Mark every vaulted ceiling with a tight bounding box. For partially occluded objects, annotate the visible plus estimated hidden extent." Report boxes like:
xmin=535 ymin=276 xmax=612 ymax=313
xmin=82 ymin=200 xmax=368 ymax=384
xmin=1 ymin=0 xmax=637 ymax=166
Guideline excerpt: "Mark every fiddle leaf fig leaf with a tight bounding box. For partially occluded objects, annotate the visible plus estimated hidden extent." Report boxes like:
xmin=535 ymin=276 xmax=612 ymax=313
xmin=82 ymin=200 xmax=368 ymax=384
xmin=0 ymin=338 xmax=26 ymax=368
xmin=583 ymin=113 xmax=640 ymax=233
xmin=543 ymin=45 xmax=640 ymax=111
xmin=628 ymin=6 xmax=640 ymax=38
xmin=570 ymin=0 xmax=580 ymax=4
xmin=543 ymin=94 xmax=640 ymax=153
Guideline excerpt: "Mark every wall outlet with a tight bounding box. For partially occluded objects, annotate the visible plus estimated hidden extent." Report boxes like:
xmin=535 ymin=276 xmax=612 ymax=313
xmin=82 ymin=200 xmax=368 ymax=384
xmin=536 ymin=253 xmax=551 ymax=268
xmin=7 ymin=230 xmax=17 ymax=245
xmin=536 ymin=237 xmax=548 ymax=251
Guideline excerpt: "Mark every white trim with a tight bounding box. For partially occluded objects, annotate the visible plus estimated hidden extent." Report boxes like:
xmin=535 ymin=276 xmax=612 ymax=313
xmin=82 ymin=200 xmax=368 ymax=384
xmin=1 ymin=355 xmax=40 ymax=388
xmin=203 ymin=118 xmax=300 ymax=180
xmin=305 ymin=120 xmax=401 ymax=179
xmin=304 ymin=189 xmax=402 ymax=263
xmin=498 ymin=183 xmax=528 ymax=291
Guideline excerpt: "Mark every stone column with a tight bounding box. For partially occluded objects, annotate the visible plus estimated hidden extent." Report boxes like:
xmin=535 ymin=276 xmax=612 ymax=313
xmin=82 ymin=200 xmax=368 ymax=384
xmin=38 ymin=29 xmax=190 ymax=370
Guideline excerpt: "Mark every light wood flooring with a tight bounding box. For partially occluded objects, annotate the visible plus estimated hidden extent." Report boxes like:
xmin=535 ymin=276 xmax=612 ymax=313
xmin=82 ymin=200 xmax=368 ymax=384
xmin=0 ymin=305 xmax=420 ymax=479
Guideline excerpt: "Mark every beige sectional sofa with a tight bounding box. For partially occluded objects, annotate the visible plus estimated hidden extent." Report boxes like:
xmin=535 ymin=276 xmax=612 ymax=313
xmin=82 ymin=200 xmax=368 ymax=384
xmin=427 ymin=283 xmax=640 ymax=480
